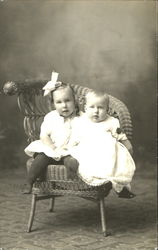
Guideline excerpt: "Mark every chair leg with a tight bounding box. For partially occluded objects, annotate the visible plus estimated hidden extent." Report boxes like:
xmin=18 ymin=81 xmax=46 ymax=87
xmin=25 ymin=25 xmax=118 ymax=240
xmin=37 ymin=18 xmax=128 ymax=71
xmin=99 ymin=197 xmax=108 ymax=237
xmin=49 ymin=197 xmax=55 ymax=212
xmin=27 ymin=194 xmax=37 ymax=233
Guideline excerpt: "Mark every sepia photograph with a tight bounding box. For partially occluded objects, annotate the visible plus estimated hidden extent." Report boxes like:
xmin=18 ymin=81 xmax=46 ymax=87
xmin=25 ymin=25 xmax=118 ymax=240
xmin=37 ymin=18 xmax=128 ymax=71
xmin=0 ymin=0 xmax=157 ymax=249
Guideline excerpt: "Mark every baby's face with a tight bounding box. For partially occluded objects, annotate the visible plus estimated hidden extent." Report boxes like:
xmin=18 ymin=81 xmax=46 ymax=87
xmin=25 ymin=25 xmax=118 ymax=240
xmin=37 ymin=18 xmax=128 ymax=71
xmin=85 ymin=96 xmax=108 ymax=122
xmin=53 ymin=88 xmax=75 ymax=118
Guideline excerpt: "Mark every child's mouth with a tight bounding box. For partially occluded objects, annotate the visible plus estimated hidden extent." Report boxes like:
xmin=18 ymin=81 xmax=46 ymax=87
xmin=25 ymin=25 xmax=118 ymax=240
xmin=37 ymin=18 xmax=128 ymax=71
xmin=62 ymin=110 xmax=69 ymax=113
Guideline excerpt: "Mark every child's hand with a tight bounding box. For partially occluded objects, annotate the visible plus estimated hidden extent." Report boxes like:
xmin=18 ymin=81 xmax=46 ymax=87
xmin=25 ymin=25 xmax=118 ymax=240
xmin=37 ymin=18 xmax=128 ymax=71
xmin=53 ymin=156 xmax=61 ymax=161
xmin=53 ymin=150 xmax=62 ymax=161
xmin=55 ymin=148 xmax=68 ymax=159
xmin=121 ymin=139 xmax=133 ymax=155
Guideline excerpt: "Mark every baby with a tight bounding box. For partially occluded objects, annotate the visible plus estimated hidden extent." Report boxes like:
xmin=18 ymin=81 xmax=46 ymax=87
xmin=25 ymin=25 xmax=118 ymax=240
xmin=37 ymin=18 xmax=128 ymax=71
xmin=70 ymin=91 xmax=136 ymax=198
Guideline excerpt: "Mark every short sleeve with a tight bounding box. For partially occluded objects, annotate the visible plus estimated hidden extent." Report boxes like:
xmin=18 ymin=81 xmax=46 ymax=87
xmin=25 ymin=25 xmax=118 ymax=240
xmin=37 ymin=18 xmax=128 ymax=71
xmin=40 ymin=111 xmax=54 ymax=138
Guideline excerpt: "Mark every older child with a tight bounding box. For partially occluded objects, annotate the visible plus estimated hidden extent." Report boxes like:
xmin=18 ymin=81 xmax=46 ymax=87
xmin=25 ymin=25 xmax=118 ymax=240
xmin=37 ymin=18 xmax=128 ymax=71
xmin=69 ymin=91 xmax=136 ymax=198
xmin=23 ymin=72 xmax=79 ymax=193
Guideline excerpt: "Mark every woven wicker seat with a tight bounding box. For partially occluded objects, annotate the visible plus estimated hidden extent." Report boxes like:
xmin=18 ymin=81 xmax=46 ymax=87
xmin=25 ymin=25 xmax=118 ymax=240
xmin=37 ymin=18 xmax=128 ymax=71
xmin=3 ymin=79 xmax=132 ymax=236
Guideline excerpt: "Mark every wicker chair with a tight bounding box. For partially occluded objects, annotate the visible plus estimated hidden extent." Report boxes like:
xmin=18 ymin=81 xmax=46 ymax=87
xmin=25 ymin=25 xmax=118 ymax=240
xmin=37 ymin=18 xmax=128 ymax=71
xmin=3 ymin=79 xmax=132 ymax=236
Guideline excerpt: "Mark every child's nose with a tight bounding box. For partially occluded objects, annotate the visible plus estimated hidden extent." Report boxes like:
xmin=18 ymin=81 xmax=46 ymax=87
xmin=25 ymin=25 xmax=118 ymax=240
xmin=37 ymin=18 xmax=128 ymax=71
xmin=62 ymin=102 xmax=67 ymax=108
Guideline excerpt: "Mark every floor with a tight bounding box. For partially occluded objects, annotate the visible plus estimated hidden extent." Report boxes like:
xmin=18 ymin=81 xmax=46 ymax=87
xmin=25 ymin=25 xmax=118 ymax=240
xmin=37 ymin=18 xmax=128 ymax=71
xmin=0 ymin=165 xmax=157 ymax=250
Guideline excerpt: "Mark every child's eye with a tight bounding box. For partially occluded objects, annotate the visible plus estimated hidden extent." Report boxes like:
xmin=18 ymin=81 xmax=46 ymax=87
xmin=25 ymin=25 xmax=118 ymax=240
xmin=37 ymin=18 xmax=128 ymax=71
xmin=55 ymin=101 xmax=61 ymax=104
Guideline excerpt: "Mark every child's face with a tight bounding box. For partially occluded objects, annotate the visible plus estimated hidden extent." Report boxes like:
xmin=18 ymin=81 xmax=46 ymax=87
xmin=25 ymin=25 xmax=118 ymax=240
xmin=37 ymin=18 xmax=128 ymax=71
xmin=53 ymin=87 xmax=76 ymax=118
xmin=85 ymin=96 xmax=108 ymax=122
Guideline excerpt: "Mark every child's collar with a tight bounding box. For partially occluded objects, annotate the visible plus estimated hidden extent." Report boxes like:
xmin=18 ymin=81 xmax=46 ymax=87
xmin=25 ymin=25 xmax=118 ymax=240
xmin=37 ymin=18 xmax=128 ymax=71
xmin=59 ymin=112 xmax=76 ymax=121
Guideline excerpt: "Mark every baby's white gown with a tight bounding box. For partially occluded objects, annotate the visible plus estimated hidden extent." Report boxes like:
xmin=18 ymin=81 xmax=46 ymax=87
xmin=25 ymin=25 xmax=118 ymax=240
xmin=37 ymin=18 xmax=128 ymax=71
xmin=70 ymin=114 xmax=136 ymax=192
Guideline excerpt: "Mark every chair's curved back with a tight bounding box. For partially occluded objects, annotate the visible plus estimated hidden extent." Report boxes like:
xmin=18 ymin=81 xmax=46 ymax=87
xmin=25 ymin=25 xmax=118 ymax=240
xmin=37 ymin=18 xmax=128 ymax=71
xmin=4 ymin=80 xmax=133 ymax=141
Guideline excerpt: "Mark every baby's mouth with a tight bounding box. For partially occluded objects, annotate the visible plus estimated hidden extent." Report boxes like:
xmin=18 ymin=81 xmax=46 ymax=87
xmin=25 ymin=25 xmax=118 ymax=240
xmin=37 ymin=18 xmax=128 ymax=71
xmin=93 ymin=115 xmax=99 ymax=119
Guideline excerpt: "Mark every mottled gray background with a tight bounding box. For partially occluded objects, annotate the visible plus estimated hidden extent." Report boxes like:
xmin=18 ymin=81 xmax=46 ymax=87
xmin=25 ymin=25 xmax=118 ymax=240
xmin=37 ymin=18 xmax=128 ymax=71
xmin=0 ymin=0 xmax=156 ymax=169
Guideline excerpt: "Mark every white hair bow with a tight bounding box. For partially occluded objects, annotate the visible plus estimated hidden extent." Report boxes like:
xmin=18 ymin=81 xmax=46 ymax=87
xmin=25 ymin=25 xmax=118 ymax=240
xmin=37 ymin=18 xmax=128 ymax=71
xmin=43 ymin=71 xmax=62 ymax=96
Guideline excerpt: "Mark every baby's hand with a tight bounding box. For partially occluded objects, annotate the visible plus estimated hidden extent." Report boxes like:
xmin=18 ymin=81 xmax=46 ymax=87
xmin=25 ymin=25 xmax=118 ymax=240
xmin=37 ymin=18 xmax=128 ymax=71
xmin=72 ymin=141 xmax=79 ymax=146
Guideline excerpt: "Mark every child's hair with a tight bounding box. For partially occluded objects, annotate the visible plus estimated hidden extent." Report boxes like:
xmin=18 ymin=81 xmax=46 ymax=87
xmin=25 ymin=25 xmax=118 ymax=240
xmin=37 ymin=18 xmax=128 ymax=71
xmin=50 ymin=83 xmax=79 ymax=114
xmin=85 ymin=90 xmax=109 ymax=110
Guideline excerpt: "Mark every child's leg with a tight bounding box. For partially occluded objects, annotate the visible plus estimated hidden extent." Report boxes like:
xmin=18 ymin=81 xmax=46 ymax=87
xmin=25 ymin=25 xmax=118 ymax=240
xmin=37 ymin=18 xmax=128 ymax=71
xmin=63 ymin=155 xmax=79 ymax=180
xmin=28 ymin=153 xmax=52 ymax=182
xmin=22 ymin=153 xmax=63 ymax=194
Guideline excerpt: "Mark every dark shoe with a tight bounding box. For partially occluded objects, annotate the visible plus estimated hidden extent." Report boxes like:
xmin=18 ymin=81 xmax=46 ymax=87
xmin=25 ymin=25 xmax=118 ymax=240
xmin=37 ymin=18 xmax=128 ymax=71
xmin=117 ymin=187 xmax=136 ymax=199
xmin=21 ymin=183 xmax=32 ymax=194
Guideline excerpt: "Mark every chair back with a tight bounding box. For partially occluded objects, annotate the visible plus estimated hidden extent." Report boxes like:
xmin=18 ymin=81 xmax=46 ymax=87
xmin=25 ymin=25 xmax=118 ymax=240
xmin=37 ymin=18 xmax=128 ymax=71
xmin=4 ymin=80 xmax=133 ymax=141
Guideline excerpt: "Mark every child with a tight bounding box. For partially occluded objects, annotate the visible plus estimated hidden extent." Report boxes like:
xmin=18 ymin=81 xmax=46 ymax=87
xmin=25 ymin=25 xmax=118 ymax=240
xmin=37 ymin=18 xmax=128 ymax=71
xmin=22 ymin=72 xmax=79 ymax=194
xmin=69 ymin=91 xmax=136 ymax=198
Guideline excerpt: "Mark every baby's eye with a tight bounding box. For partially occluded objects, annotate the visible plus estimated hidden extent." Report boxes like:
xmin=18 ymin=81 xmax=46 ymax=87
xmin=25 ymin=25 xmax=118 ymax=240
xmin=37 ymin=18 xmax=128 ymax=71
xmin=89 ymin=105 xmax=94 ymax=108
xmin=65 ymin=99 xmax=70 ymax=102
xmin=55 ymin=100 xmax=62 ymax=104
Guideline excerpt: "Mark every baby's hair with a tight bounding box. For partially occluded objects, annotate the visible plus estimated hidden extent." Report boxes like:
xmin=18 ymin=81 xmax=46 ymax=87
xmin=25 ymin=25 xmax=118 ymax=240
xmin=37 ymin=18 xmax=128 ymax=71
xmin=85 ymin=90 xmax=109 ymax=110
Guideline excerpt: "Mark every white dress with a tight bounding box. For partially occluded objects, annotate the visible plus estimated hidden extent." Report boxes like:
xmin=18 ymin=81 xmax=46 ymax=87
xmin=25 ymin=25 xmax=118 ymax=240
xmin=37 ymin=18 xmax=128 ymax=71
xmin=24 ymin=110 xmax=79 ymax=160
xmin=69 ymin=114 xmax=136 ymax=192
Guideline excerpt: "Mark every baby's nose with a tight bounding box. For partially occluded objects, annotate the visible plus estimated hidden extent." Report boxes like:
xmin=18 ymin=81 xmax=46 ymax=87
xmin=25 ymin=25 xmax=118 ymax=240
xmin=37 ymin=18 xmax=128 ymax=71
xmin=94 ymin=107 xmax=99 ymax=113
